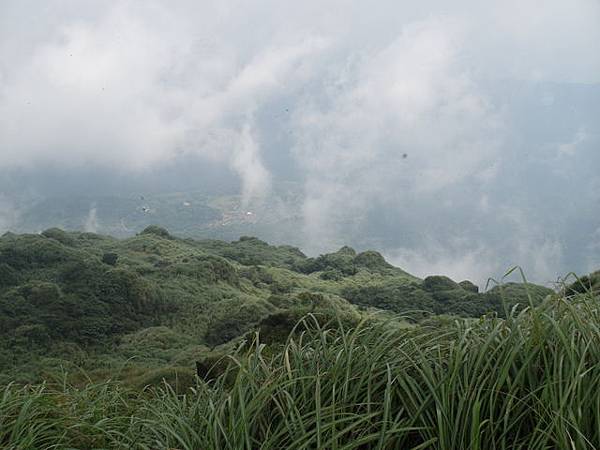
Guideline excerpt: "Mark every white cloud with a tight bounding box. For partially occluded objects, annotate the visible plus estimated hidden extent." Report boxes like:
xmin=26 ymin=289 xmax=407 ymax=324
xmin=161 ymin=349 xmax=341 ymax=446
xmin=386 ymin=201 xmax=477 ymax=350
xmin=84 ymin=204 xmax=99 ymax=233
xmin=1 ymin=0 xmax=597 ymax=173
xmin=475 ymin=0 xmax=600 ymax=83
xmin=292 ymin=18 xmax=502 ymax=251
xmin=0 ymin=4 xmax=182 ymax=169
xmin=0 ymin=0 xmax=598 ymax=282
xmin=386 ymin=241 xmax=497 ymax=287
xmin=0 ymin=1 xmax=329 ymax=202
xmin=587 ymin=227 xmax=600 ymax=273
xmin=386 ymin=233 xmax=563 ymax=288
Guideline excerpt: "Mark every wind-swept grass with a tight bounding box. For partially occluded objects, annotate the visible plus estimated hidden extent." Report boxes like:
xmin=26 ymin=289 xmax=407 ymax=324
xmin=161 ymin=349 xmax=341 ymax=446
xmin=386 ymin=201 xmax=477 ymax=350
xmin=0 ymin=383 xmax=63 ymax=449
xmin=2 ymin=289 xmax=599 ymax=449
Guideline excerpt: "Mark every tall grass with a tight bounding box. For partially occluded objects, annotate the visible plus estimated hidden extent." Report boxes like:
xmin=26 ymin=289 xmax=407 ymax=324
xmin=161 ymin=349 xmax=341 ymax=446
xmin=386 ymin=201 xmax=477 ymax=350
xmin=2 ymin=291 xmax=599 ymax=449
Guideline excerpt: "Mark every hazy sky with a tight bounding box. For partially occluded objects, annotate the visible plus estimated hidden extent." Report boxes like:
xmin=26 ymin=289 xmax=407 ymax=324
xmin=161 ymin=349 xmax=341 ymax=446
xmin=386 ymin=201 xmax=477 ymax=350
xmin=1 ymin=0 xmax=599 ymax=285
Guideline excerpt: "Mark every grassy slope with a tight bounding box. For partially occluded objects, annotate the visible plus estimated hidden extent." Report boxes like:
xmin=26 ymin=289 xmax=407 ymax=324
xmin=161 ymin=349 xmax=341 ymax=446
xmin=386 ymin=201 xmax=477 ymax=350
xmin=2 ymin=290 xmax=599 ymax=449
xmin=0 ymin=227 xmax=553 ymax=385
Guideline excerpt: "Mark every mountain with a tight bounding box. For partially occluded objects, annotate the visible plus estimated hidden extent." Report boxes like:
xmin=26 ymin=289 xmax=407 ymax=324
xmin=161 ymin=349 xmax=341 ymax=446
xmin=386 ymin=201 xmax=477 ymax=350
xmin=0 ymin=226 xmax=553 ymax=384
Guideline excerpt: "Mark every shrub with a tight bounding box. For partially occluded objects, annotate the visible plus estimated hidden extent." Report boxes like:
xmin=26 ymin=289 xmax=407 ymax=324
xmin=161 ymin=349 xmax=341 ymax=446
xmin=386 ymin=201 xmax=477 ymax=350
xmin=130 ymin=366 xmax=196 ymax=394
xmin=458 ymin=279 xmax=479 ymax=293
xmin=342 ymin=280 xmax=436 ymax=316
xmin=422 ymin=275 xmax=460 ymax=291
xmin=102 ymin=252 xmax=119 ymax=266
xmin=0 ymin=236 xmax=73 ymax=269
xmin=353 ymin=250 xmax=391 ymax=271
xmin=204 ymin=298 xmax=274 ymax=346
xmin=169 ymin=255 xmax=239 ymax=285
xmin=0 ymin=263 xmax=20 ymax=288
xmin=563 ymin=270 xmax=600 ymax=296
xmin=140 ymin=225 xmax=172 ymax=239
xmin=484 ymin=282 xmax=554 ymax=312
xmin=4 ymin=294 xmax=599 ymax=449
xmin=41 ymin=228 xmax=76 ymax=247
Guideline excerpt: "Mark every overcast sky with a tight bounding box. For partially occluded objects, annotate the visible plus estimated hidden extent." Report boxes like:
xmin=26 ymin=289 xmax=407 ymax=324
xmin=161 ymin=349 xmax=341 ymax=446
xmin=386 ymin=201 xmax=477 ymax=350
xmin=1 ymin=0 xmax=599 ymax=285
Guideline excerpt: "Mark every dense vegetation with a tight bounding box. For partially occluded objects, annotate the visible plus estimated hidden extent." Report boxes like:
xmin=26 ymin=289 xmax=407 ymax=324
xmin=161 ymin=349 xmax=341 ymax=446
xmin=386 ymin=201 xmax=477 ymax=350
xmin=2 ymin=289 xmax=599 ymax=449
xmin=0 ymin=227 xmax=552 ymax=383
xmin=4 ymin=227 xmax=596 ymax=449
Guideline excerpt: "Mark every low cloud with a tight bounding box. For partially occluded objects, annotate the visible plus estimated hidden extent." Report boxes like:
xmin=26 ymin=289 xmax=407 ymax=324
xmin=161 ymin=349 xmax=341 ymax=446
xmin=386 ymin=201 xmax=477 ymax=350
xmin=586 ymin=227 xmax=600 ymax=273
xmin=386 ymin=232 xmax=563 ymax=288
xmin=84 ymin=204 xmax=99 ymax=233
xmin=0 ymin=2 xmax=329 ymax=203
xmin=291 ymin=18 xmax=502 ymax=253
xmin=0 ymin=0 xmax=598 ymax=282
xmin=386 ymin=241 xmax=498 ymax=287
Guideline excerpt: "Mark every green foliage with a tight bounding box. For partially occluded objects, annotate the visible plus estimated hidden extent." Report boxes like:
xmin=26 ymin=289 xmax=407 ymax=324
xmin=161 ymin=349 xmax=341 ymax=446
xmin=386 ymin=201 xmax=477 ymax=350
xmin=295 ymin=247 xmax=416 ymax=281
xmin=254 ymin=304 xmax=360 ymax=346
xmin=563 ymin=270 xmax=600 ymax=296
xmin=244 ymin=291 xmax=363 ymax=349
xmin=458 ymin=279 xmax=479 ymax=293
xmin=319 ymin=268 xmax=344 ymax=280
xmin=0 ymin=379 xmax=139 ymax=449
xmin=353 ymin=250 xmax=392 ymax=271
xmin=238 ymin=265 xmax=274 ymax=286
xmin=198 ymin=236 xmax=306 ymax=269
xmin=0 ymin=233 xmax=171 ymax=361
xmin=0 ymin=227 xmax=558 ymax=394
xmin=0 ymin=234 xmax=75 ymax=269
xmin=204 ymin=297 xmax=275 ymax=346
xmin=140 ymin=225 xmax=173 ymax=239
xmin=2 ymin=292 xmax=600 ymax=449
xmin=295 ymin=248 xmax=358 ymax=276
xmin=118 ymin=326 xmax=195 ymax=362
xmin=170 ymin=344 xmax=211 ymax=366
xmin=168 ymin=255 xmax=239 ymax=285
xmin=0 ymin=263 xmax=20 ymax=288
xmin=41 ymin=227 xmax=77 ymax=246
xmin=343 ymin=279 xmax=436 ymax=317
xmin=342 ymin=273 xmax=554 ymax=320
xmin=422 ymin=275 xmax=460 ymax=291
xmin=129 ymin=366 xmax=197 ymax=394
xmin=484 ymin=282 xmax=553 ymax=311
xmin=102 ymin=252 xmax=119 ymax=266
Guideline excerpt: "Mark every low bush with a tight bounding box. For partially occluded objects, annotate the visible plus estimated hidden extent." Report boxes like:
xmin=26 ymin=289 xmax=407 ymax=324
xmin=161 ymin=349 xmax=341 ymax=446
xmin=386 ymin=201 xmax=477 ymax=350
xmin=2 ymin=292 xmax=599 ymax=449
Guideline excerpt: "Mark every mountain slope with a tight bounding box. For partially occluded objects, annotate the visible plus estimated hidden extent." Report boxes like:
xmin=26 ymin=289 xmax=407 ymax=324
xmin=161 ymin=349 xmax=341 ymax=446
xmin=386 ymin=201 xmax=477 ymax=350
xmin=0 ymin=226 xmax=553 ymax=382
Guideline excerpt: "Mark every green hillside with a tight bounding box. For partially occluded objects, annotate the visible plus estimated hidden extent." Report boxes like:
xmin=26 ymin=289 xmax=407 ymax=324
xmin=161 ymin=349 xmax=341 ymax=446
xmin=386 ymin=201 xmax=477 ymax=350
xmin=2 ymin=280 xmax=599 ymax=449
xmin=3 ymin=227 xmax=600 ymax=449
xmin=0 ymin=227 xmax=553 ymax=384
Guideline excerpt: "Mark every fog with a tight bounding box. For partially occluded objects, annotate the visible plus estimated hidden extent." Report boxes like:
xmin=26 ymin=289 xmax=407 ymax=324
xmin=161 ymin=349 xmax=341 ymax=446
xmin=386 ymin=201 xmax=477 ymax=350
xmin=1 ymin=0 xmax=599 ymax=285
